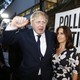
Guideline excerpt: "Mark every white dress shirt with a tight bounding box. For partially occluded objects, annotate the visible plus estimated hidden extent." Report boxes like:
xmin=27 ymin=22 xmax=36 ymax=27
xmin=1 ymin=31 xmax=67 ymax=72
xmin=33 ymin=30 xmax=47 ymax=56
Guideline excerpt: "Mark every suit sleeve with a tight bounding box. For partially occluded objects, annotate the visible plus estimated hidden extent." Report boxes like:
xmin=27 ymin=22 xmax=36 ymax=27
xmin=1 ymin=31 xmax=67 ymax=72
xmin=2 ymin=30 xmax=18 ymax=45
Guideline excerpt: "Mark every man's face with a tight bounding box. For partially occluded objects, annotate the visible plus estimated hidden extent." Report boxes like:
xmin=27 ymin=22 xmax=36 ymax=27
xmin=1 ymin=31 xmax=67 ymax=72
xmin=31 ymin=16 xmax=47 ymax=35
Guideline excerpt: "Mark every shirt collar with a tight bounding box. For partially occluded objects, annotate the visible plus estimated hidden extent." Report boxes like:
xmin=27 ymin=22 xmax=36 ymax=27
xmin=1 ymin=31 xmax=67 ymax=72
xmin=33 ymin=29 xmax=45 ymax=37
xmin=33 ymin=30 xmax=45 ymax=41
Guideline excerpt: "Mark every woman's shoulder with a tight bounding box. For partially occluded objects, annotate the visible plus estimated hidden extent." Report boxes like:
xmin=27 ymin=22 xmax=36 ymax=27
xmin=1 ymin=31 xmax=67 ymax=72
xmin=68 ymin=47 xmax=77 ymax=52
xmin=67 ymin=47 xmax=77 ymax=56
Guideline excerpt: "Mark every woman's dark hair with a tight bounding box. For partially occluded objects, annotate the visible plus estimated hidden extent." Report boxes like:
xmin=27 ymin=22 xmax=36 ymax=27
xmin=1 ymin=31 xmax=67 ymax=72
xmin=56 ymin=26 xmax=74 ymax=50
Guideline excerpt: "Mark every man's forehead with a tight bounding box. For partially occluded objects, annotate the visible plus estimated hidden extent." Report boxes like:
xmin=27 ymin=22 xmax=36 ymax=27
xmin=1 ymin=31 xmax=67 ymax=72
xmin=34 ymin=16 xmax=46 ymax=20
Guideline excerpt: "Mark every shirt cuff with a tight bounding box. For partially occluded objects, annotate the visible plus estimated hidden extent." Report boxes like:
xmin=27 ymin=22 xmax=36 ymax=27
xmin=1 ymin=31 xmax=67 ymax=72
xmin=5 ymin=23 xmax=18 ymax=31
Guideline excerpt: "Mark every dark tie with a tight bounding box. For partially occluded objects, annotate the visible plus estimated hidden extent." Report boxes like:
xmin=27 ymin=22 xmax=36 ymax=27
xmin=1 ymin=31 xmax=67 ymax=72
xmin=37 ymin=35 xmax=43 ymax=59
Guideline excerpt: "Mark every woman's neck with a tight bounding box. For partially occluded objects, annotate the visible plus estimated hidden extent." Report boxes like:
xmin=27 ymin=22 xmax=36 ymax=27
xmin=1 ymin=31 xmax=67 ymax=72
xmin=59 ymin=42 xmax=66 ymax=49
xmin=56 ymin=43 xmax=66 ymax=56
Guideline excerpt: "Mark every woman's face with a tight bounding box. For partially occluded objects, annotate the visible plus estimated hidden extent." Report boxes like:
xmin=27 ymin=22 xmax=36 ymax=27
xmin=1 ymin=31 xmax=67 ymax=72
xmin=57 ymin=28 xmax=66 ymax=44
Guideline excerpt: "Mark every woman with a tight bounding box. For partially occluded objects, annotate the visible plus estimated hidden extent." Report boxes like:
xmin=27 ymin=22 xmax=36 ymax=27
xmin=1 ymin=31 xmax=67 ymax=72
xmin=52 ymin=26 xmax=79 ymax=80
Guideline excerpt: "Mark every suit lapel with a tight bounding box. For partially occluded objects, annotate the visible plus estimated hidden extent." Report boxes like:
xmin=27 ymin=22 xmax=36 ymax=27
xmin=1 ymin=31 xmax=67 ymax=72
xmin=28 ymin=30 xmax=40 ymax=62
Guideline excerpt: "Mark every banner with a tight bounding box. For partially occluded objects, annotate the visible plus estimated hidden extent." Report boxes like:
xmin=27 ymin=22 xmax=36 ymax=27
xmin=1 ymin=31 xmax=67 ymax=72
xmin=55 ymin=7 xmax=80 ymax=53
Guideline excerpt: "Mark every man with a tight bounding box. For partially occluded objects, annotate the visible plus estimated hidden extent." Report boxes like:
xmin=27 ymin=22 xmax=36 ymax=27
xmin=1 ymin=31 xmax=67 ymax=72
xmin=2 ymin=11 xmax=56 ymax=80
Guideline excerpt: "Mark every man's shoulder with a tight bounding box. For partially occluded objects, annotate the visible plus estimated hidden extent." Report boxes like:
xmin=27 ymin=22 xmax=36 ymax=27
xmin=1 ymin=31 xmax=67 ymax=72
xmin=45 ymin=30 xmax=56 ymax=36
xmin=20 ymin=28 xmax=32 ymax=33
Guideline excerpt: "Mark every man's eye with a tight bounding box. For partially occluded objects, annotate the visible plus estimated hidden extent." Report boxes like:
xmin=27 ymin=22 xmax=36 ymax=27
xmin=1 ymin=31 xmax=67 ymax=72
xmin=36 ymin=21 xmax=46 ymax=24
xmin=36 ymin=21 xmax=40 ymax=23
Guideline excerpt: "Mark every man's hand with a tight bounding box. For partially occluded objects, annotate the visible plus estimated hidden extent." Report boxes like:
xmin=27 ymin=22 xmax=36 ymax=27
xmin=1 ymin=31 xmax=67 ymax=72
xmin=11 ymin=16 xmax=29 ymax=28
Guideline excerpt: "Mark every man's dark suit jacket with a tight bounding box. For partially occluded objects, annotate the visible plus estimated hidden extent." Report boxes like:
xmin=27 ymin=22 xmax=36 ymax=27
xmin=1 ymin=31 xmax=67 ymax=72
xmin=2 ymin=28 xmax=56 ymax=80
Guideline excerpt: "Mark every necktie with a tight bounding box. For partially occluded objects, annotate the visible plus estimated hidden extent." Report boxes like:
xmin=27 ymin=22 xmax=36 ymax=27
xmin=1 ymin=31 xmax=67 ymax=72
xmin=37 ymin=35 xmax=43 ymax=58
xmin=37 ymin=35 xmax=43 ymax=75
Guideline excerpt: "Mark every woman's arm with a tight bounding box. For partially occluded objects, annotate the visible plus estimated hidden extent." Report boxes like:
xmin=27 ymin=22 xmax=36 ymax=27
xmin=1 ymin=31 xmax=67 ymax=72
xmin=73 ymin=73 xmax=78 ymax=80
xmin=71 ymin=48 xmax=79 ymax=80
